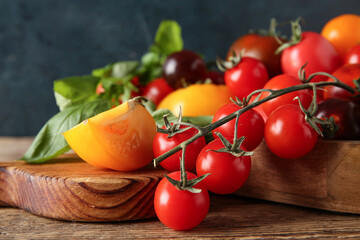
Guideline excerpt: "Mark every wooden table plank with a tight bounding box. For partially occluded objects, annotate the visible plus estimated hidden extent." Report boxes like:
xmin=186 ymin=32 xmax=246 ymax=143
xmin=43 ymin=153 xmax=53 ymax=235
xmin=0 ymin=137 xmax=360 ymax=239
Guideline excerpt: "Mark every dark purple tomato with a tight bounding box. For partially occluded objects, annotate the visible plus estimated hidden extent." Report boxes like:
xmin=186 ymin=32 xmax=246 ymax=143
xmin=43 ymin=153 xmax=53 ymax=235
xmin=162 ymin=50 xmax=207 ymax=89
xmin=316 ymin=98 xmax=360 ymax=140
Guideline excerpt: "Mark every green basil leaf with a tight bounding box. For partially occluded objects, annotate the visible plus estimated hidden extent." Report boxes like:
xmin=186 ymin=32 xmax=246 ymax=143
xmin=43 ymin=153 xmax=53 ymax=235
xmin=151 ymin=109 xmax=213 ymax=127
xmin=92 ymin=63 xmax=113 ymax=78
xmin=54 ymin=76 xmax=100 ymax=111
xmin=21 ymin=99 xmax=111 ymax=163
xmin=112 ymin=61 xmax=139 ymax=78
xmin=153 ymin=20 xmax=183 ymax=55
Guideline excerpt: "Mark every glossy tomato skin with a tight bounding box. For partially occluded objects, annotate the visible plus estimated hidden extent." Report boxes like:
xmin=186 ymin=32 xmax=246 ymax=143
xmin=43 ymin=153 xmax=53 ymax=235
xmin=162 ymin=50 xmax=206 ymax=89
xmin=227 ymin=34 xmax=282 ymax=77
xmin=141 ymin=78 xmax=174 ymax=105
xmin=196 ymin=138 xmax=251 ymax=194
xmin=258 ymin=74 xmax=313 ymax=117
xmin=224 ymin=57 xmax=269 ymax=99
xmin=212 ymin=103 xmax=264 ymax=151
xmin=154 ymin=171 xmax=210 ymax=230
xmin=153 ymin=125 xmax=206 ymax=172
xmin=204 ymin=71 xmax=225 ymax=85
xmin=264 ymin=104 xmax=318 ymax=159
xmin=321 ymin=14 xmax=360 ymax=60
xmin=323 ymin=64 xmax=360 ymax=102
xmin=344 ymin=44 xmax=360 ymax=65
xmin=316 ymin=98 xmax=360 ymax=140
xmin=281 ymin=32 xmax=341 ymax=83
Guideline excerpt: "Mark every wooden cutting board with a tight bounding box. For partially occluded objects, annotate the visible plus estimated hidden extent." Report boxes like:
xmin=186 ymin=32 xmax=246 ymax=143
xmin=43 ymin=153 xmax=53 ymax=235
xmin=0 ymin=155 xmax=168 ymax=222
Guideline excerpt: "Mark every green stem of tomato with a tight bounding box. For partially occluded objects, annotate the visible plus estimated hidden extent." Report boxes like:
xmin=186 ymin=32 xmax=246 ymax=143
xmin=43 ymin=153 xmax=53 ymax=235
xmin=153 ymin=80 xmax=355 ymax=167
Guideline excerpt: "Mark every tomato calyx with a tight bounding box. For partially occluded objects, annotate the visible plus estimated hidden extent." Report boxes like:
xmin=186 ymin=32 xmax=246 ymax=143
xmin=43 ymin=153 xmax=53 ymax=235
xmin=211 ymin=133 xmax=253 ymax=157
xmin=156 ymin=107 xmax=192 ymax=138
xmin=216 ymin=51 xmax=242 ymax=72
xmin=275 ymin=17 xmax=304 ymax=54
xmin=295 ymin=85 xmax=338 ymax=138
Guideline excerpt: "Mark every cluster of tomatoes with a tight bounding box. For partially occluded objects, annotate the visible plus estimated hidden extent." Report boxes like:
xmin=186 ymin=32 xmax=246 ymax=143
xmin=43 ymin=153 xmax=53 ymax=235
xmin=147 ymin=14 xmax=360 ymax=231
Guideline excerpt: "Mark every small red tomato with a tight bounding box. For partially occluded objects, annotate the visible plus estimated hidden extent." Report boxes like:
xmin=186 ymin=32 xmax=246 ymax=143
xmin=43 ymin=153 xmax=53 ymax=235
xmin=224 ymin=57 xmax=269 ymax=99
xmin=323 ymin=63 xmax=360 ymax=101
xmin=212 ymin=103 xmax=264 ymax=151
xmin=344 ymin=44 xmax=360 ymax=65
xmin=281 ymin=31 xmax=341 ymax=83
xmin=264 ymin=104 xmax=318 ymax=159
xmin=258 ymin=74 xmax=313 ymax=117
xmin=196 ymin=138 xmax=251 ymax=194
xmin=153 ymin=125 xmax=206 ymax=172
xmin=141 ymin=78 xmax=174 ymax=105
xmin=227 ymin=32 xmax=283 ymax=77
xmin=154 ymin=171 xmax=210 ymax=230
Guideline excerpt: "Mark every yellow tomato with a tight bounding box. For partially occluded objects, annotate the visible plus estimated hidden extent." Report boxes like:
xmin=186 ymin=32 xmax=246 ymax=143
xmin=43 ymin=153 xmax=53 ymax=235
xmin=63 ymin=98 xmax=156 ymax=171
xmin=157 ymin=84 xmax=234 ymax=116
xmin=321 ymin=14 xmax=360 ymax=60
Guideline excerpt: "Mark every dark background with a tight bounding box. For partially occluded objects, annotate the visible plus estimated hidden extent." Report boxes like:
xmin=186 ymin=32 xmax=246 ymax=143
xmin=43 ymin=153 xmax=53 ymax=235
xmin=1 ymin=0 xmax=359 ymax=136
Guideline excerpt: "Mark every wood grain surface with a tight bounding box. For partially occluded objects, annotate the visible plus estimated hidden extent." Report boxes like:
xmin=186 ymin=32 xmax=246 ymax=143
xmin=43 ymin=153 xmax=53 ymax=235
xmin=0 ymin=156 xmax=168 ymax=222
xmin=235 ymin=140 xmax=360 ymax=214
xmin=0 ymin=137 xmax=360 ymax=239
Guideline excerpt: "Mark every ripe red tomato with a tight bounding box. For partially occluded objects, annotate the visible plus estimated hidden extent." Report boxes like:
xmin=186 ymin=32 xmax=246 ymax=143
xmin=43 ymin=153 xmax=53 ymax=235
xmin=212 ymin=103 xmax=264 ymax=151
xmin=344 ymin=44 xmax=360 ymax=65
xmin=162 ymin=50 xmax=206 ymax=89
xmin=141 ymin=78 xmax=174 ymax=105
xmin=196 ymin=138 xmax=251 ymax=194
xmin=281 ymin=32 xmax=341 ymax=83
xmin=316 ymin=98 xmax=360 ymax=140
xmin=224 ymin=57 xmax=269 ymax=99
xmin=258 ymin=74 xmax=313 ymax=117
xmin=264 ymin=104 xmax=318 ymax=159
xmin=227 ymin=33 xmax=282 ymax=77
xmin=153 ymin=125 xmax=206 ymax=171
xmin=154 ymin=171 xmax=210 ymax=230
xmin=323 ymin=64 xmax=360 ymax=102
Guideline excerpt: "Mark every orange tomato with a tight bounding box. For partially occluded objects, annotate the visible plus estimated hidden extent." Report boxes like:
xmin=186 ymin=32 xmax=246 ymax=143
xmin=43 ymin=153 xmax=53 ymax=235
xmin=321 ymin=14 xmax=360 ymax=60
xmin=63 ymin=98 xmax=156 ymax=171
xmin=157 ymin=84 xmax=234 ymax=117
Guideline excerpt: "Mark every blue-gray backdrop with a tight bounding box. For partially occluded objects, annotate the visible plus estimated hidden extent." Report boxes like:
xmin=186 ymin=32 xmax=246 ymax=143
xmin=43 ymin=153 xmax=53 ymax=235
xmin=1 ymin=0 xmax=359 ymax=136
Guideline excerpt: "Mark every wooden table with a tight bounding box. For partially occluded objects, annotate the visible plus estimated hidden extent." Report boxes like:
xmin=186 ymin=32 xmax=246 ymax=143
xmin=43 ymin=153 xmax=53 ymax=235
xmin=1 ymin=137 xmax=360 ymax=239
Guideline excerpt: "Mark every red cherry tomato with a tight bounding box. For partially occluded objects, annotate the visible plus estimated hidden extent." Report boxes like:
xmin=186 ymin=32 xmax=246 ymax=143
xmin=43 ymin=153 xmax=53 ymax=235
xmin=316 ymin=98 xmax=360 ymax=140
xmin=196 ymin=138 xmax=251 ymax=194
xmin=264 ymin=104 xmax=318 ymax=159
xmin=224 ymin=57 xmax=269 ymax=99
xmin=227 ymin=33 xmax=282 ymax=77
xmin=344 ymin=44 xmax=360 ymax=65
xmin=281 ymin=32 xmax=341 ymax=83
xmin=323 ymin=64 xmax=360 ymax=102
xmin=258 ymin=74 xmax=313 ymax=117
xmin=153 ymin=125 xmax=206 ymax=171
xmin=154 ymin=171 xmax=210 ymax=230
xmin=212 ymin=103 xmax=264 ymax=151
xmin=141 ymin=78 xmax=174 ymax=105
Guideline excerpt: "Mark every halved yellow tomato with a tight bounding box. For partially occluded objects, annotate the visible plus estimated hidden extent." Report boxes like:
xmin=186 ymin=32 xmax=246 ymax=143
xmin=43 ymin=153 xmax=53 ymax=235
xmin=63 ymin=98 xmax=156 ymax=171
xmin=157 ymin=84 xmax=234 ymax=117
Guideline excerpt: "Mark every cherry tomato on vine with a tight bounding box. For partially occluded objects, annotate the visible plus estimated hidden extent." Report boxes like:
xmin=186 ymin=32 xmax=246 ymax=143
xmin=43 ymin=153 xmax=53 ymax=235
xmin=344 ymin=44 xmax=360 ymax=65
xmin=162 ymin=50 xmax=206 ymax=89
xmin=224 ymin=57 xmax=269 ymax=99
xmin=212 ymin=103 xmax=264 ymax=151
xmin=323 ymin=64 xmax=360 ymax=102
xmin=257 ymin=74 xmax=313 ymax=117
xmin=264 ymin=104 xmax=318 ymax=159
xmin=321 ymin=14 xmax=360 ymax=60
xmin=196 ymin=138 xmax=251 ymax=194
xmin=141 ymin=78 xmax=174 ymax=105
xmin=316 ymin=98 xmax=360 ymax=140
xmin=281 ymin=31 xmax=341 ymax=84
xmin=227 ymin=33 xmax=282 ymax=77
xmin=153 ymin=124 xmax=206 ymax=171
xmin=154 ymin=171 xmax=210 ymax=230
